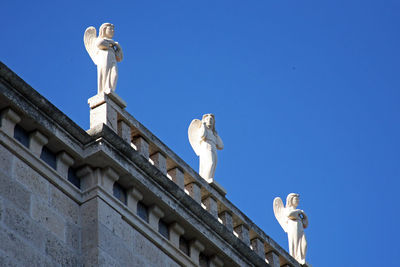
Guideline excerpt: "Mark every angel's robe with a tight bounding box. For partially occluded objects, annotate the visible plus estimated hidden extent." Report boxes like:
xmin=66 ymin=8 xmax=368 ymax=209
xmin=198 ymin=126 xmax=223 ymax=182
xmin=286 ymin=208 xmax=307 ymax=264
xmin=95 ymin=38 xmax=123 ymax=94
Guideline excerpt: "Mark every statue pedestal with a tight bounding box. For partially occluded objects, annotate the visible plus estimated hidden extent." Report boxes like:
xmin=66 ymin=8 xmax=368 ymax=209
xmin=88 ymin=92 xmax=127 ymax=133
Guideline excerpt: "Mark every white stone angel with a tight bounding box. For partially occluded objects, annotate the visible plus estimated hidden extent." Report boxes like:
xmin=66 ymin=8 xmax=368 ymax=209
xmin=188 ymin=114 xmax=224 ymax=183
xmin=273 ymin=193 xmax=308 ymax=264
xmin=84 ymin=23 xmax=123 ymax=94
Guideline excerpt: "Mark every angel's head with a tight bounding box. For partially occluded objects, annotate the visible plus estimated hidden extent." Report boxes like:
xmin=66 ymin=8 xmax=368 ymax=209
xmin=286 ymin=193 xmax=300 ymax=208
xmin=202 ymin=114 xmax=216 ymax=131
xmin=99 ymin=23 xmax=115 ymax=39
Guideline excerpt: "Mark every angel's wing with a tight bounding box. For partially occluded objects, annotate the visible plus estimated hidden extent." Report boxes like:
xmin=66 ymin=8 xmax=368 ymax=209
xmin=273 ymin=197 xmax=288 ymax=233
xmin=188 ymin=119 xmax=202 ymax=156
xmin=84 ymin=26 xmax=98 ymax=65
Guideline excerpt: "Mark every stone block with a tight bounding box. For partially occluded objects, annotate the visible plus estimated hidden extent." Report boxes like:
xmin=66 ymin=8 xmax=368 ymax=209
xmin=66 ymin=222 xmax=81 ymax=252
xmin=102 ymin=167 xmax=119 ymax=194
xmin=0 ymin=171 xmax=31 ymax=213
xmin=80 ymin=198 xmax=100 ymax=251
xmin=148 ymin=204 xmax=164 ymax=229
xmin=88 ymin=94 xmax=120 ymax=132
xmin=202 ymin=195 xmax=218 ymax=218
xmin=45 ymin=233 xmax=80 ymax=267
xmin=76 ymin=165 xmax=95 ymax=191
xmin=266 ymin=251 xmax=280 ymax=267
xmin=98 ymin=199 xmax=134 ymax=245
xmin=234 ymin=224 xmax=250 ymax=246
xmin=118 ymin=120 xmax=131 ymax=143
xmin=0 ymin=108 xmax=21 ymax=136
xmin=168 ymin=222 xmax=185 ymax=248
xmin=0 ymin=143 xmax=14 ymax=177
xmin=31 ymin=196 xmax=65 ymax=241
xmin=219 ymin=210 xmax=233 ymax=232
xmin=127 ymin=187 xmax=143 ymax=214
xmin=150 ymin=152 xmax=167 ymax=174
xmin=251 ymin=237 xmax=265 ymax=258
xmin=3 ymin=202 xmax=47 ymax=251
xmin=0 ymin=225 xmax=54 ymax=267
xmin=185 ymin=182 xmax=201 ymax=203
xmin=210 ymin=255 xmax=224 ymax=267
xmin=50 ymin=186 xmax=79 ymax=224
xmin=189 ymin=239 xmax=205 ymax=264
xmin=131 ymin=136 xmax=149 ymax=159
xmin=13 ymin=158 xmax=49 ymax=200
xmin=29 ymin=130 xmax=48 ymax=157
xmin=167 ymin=167 xmax=184 ymax=189
xmin=56 ymin=151 xmax=74 ymax=179
xmin=98 ymin=224 xmax=131 ymax=264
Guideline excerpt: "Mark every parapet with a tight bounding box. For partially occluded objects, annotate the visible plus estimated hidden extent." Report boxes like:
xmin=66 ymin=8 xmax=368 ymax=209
xmin=0 ymin=61 xmax=309 ymax=267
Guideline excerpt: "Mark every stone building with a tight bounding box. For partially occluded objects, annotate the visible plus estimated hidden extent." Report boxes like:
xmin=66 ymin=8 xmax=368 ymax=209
xmin=0 ymin=62 xmax=306 ymax=266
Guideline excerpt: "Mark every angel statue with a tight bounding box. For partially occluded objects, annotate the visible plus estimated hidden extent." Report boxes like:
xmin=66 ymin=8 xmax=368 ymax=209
xmin=188 ymin=114 xmax=224 ymax=183
xmin=273 ymin=193 xmax=308 ymax=264
xmin=84 ymin=23 xmax=123 ymax=94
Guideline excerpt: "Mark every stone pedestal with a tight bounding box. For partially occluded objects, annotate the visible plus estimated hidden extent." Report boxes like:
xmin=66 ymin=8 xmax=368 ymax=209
xmin=185 ymin=182 xmax=201 ymax=203
xmin=250 ymin=237 xmax=265 ymax=258
xmin=167 ymin=168 xmax=185 ymax=189
xmin=234 ymin=224 xmax=250 ymax=246
xmin=202 ymin=195 xmax=218 ymax=218
xmin=266 ymin=251 xmax=280 ymax=267
xmin=219 ymin=211 xmax=233 ymax=232
xmin=88 ymin=92 xmax=127 ymax=133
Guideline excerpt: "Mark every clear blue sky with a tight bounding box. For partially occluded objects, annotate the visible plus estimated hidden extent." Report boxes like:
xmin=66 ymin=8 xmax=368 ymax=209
xmin=3 ymin=1 xmax=400 ymax=266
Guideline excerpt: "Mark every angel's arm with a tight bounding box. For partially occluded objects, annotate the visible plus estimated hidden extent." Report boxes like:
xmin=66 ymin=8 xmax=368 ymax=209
xmin=287 ymin=209 xmax=301 ymax=220
xmin=301 ymin=211 xmax=309 ymax=228
xmin=115 ymin=43 xmax=123 ymax=62
xmin=216 ymin=134 xmax=224 ymax=150
xmin=96 ymin=38 xmax=114 ymax=50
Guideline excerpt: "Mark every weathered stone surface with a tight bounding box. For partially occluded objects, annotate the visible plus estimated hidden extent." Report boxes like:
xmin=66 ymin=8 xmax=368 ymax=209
xmin=167 ymin=167 xmax=185 ymax=189
xmin=0 ymin=171 xmax=31 ymax=213
xmin=190 ymin=239 xmax=205 ymax=264
xmin=203 ymin=195 xmax=218 ymax=218
xmin=148 ymin=204 xmax=165 ymax=229
xmin=29 ymin=130 xmax=48 ymax=157
xmin=118 ymin=120 xmax=131 ymax=143
xmin=266 ymin=251 xmax=280 ymax=267
xmin=45 ymin=233 xmax=80 ymax=267
xmin=13 ymin=157 xmax=49 ymax=200
xmin=251 ymin=237 xmax=265 ymax=258
xmin=98 ymin=224 xmax=131 ymax=264
xmin=169 ymin=222 xmax=185 ymax=248
xmin=131 ymin=136 xmax=149 ymax=159
xmin=0 ymin=143 xmax=14 ymax=177
xmin=185 ymin=182 xmax=201 ymax=203
xmin=0 ymin=225 xmax=54 ymax=267
xmin=150 ymin=152 xmax=167 ymax=174
xmin=50 ymin=186 xmax=79 ymax=224
xmin=127 ymin=187 xmax=143 ymax=214
xmin=98 ymin=199 xmax=134 ymax=245
xmin=219 ymin=210 xmax=233 ymax=232
xmin=56 ymin=151 xmax=74 ymax=179
xmin=3 ymin=201 xmax=48 ymax=251
xmin=0 ymin=108 xmax=21 ymax=136
xmin=234 ymin=224 xmax=250 ymax=247
xmin=31 ymin=196 xmax=66 ymax=241
xmin=66 ymin=221 xmax=81 ymax=252
xmin=132 ymin=228 xmax=180 ymax=267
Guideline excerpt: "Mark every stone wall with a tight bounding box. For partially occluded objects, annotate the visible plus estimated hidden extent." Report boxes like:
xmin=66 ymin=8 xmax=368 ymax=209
xmin=0 ymin=61 xmax=305 ymax=267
